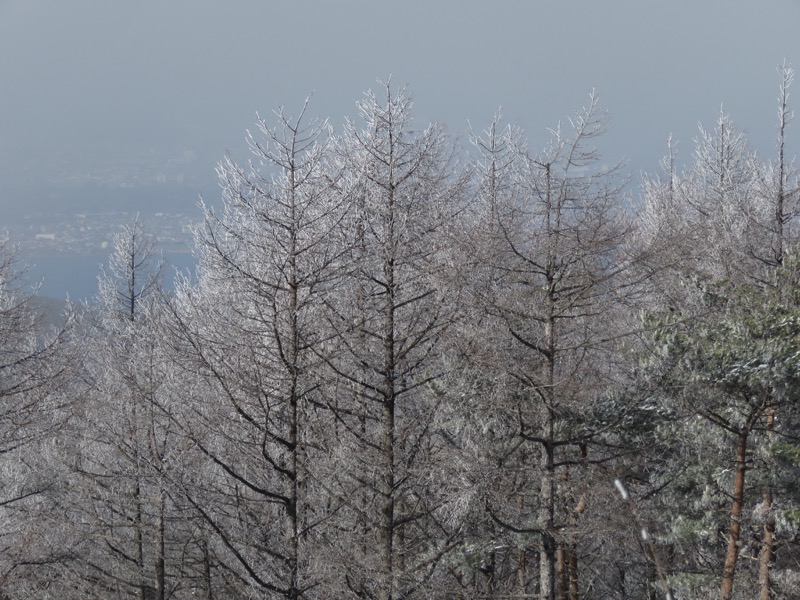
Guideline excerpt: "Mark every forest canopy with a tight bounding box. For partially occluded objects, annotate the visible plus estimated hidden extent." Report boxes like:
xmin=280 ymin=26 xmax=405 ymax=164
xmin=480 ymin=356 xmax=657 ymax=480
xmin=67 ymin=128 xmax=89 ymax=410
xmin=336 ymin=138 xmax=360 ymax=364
xmin=0 ymin=68 xmax=799 ymax=600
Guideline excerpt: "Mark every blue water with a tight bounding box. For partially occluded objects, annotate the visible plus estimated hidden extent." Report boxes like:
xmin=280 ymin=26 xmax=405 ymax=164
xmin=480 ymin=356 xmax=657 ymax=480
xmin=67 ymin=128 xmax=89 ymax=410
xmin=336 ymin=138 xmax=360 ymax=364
xmin=22 ymin=252 xmax=197 ymax=301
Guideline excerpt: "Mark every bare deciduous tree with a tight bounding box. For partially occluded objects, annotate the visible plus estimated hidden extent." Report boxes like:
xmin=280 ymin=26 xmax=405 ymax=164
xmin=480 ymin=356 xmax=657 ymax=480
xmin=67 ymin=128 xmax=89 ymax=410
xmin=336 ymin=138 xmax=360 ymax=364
xmin=319 ymin=80 xmax=469 ymax=600
xmin=168 ymin=100 xmax=345 ymax=598
xmin=466 ymin=95 xmax=632 ymax=600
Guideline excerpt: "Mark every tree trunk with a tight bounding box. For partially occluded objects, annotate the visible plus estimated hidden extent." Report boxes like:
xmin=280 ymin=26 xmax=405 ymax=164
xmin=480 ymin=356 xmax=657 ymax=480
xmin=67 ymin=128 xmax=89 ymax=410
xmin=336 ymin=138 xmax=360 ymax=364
xmin=379 ymin=211 xmax=397 ymax=600
xmin=758 ymin=409 xmax=776 ymax=600
xmin=135 ymin=480 xmax=146 ymax=600
xmin=556 ymin=463 xmax=570 ymax=600
xmin=567 ymin=497 xmax=585 ymax=600
xmin=556 ymin=545 xmax=568 ymax=600
xmin=558 ymin=483 xmax=585 ymax=600
xmin=202 ymin=539 xmax=213 ymax=600
xmin=379 ymin=392 xmax=395 ymax=600
xmin=539 ymin=438 xmax=556 ymax=600
xmin=567 ymin=546 xmax=579 ymax=600
xmin=720 ymin=427 xmax=748 ymax=600
xmin=288 ymin=251 xmax=301 ymax=600
xmin=156 ymin=489 xmax=165 ymax=600
xmin=539 ymin=163 xmax=558 ymax=600
xmin=518 ymin=547 xmax=527 ymax=597
xmin=758 ymin=491 xmax=774 ymax=600
xmin=134 ymin=407 xmax=147 ymax=600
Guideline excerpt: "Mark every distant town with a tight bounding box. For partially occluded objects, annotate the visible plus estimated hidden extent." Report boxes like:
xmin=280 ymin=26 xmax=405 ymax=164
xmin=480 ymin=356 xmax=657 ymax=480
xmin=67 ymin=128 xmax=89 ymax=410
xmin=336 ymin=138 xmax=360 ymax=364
xmin=4 ymin=209 xmax=195 ymax=257
xmin=0 ymin=171 xmax=212 ymax=298
xmin=0 ymin=144 xmax=225 ymax=298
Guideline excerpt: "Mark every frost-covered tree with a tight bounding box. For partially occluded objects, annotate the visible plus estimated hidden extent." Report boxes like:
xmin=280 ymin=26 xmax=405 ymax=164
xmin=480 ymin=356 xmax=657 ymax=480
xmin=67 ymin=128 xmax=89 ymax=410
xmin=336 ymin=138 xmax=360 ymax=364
xmin=59 ymin=218 xmax=186 ymax=600
xmin=744 ymin=62 xmax=800 ymax=280
xmin=168 ymin=100 xmax=345 ymax=598
xmin=0 ymin=245 xmax=75 ymax=598
xmin=631 ymin=62 xmax=800 ymax=600
xmin=318 ymin=81 xmax=469 ymax=599
xmin=454 ymin=94 xmax=633 ymax=600
xmin=6 ymin=67 xmax=792 ymax=600
xmin=636 ymin=68 xmax=799 ymax=293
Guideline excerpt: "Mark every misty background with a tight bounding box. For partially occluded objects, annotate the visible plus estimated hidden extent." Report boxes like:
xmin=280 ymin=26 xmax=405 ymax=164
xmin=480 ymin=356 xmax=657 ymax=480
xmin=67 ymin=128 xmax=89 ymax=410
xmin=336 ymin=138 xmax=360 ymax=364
xmin=0 ymin=0 xmax=798 ymax=299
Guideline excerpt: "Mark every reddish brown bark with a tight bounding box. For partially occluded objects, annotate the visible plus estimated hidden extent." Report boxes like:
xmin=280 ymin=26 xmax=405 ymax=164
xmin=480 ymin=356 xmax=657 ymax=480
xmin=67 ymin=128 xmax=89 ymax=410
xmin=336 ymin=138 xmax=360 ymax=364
xmin=556 ymin=546 xmax=568 ymax=600
xmin=567 ymin=495 xmax=587 ymax=600
xmin=720 ymin=428 xmax=748 ymax=600
xmin=556 ymin=490 xmax=587 ymax=600
xmin=758 ymin=491 xmax=774 ymax=600
xmin=758 ymin=409 xmax=776 ymax=600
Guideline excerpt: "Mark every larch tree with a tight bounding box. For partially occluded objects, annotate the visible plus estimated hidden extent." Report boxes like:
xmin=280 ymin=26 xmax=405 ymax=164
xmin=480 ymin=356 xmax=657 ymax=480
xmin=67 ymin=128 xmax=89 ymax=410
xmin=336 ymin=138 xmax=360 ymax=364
xmin=318 ymin=81 xmax=469 ymax=600
xmin=64 ymin=218 xmax=179 ymax=600
xmin=167 ymin=100 xmax=345 ymax=598
xmin=0 ymin=245 xmax=74 ymax=598
xmin=465 ymin=95 xmax=632 ymax=600
xmin=1 ymin=68 xmax=792 ymax=600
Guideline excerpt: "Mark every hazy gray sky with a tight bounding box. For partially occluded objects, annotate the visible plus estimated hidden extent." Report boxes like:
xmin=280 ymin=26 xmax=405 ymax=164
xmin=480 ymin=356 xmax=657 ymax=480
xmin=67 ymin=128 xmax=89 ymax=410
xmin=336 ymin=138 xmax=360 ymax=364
xmin=1 ymin=0 xmax=799 ymax=194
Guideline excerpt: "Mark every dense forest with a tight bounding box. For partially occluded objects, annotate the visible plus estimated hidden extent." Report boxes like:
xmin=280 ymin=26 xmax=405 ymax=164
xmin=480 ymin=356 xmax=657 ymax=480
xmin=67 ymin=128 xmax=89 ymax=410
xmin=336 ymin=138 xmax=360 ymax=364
xmin=2 ymin=67 xmax=800 ymax=600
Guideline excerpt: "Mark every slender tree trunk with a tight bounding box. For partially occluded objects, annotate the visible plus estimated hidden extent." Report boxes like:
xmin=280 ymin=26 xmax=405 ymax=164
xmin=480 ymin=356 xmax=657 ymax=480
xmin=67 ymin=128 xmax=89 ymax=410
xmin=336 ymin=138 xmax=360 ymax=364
xmin=288 ymin=223 xmax=301 ymax=600
xmin=539 ymin=210 xmax=557 ymax=600
xmin=774 ymin=64 xmax=790 ymax=269
xmin=539 ymin=437 xmax=556 ymax=600
xmin=354 ymin=193 xmax=370 ymax=566
xmin=133 ymin=396 xmax=147 ymax=600
xmin=720 ymin=427 xmax=748 ymax=600
xmin=567 ymin=494 xmax=586 ymax=600
xmin=379 ymin=389 xmax=396 ymax=600
xmin=758 ymin=410 xmax=776 ymax=600
xmin=567 ymin=548 xmax=579 ymax=600
xmin=202 ymin=539 xmax=213 ymax=600
xmin=556 ymin=463 xmax=571 ymax=599
xmin=556 ymin=545 xmax=568 ymax=600
xmin=287 ymin=383 xmax=300 ymax=600
xmin=765 ymin=86 xmax=790 ymax=600
xmin=517 ymin=547 xmax=527 ymax=597
xmin=135 ymin=477 xmax=146 ymax=600
xmin=758 ymin=490 xmax=774 ymax=600
xmin=156 ymin=488 xmax=165 ymax=600
xmin=379 ymin=191 xmax=397 ymax=600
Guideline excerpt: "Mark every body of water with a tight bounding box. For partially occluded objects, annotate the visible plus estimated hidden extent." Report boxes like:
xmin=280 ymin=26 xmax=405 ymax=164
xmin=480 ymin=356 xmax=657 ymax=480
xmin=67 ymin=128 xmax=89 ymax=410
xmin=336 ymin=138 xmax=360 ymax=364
xmin=22 ymin=252 xmax=197 ymax=301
